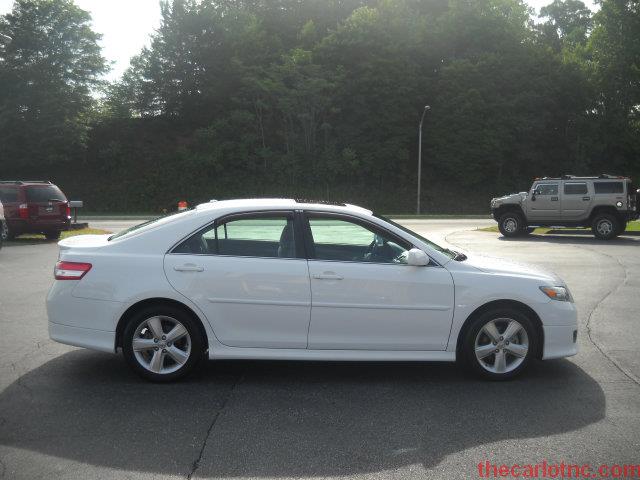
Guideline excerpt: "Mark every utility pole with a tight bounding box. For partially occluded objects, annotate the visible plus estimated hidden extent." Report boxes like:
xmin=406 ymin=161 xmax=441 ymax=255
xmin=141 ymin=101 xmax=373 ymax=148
xmin=417 ymin=105 xmax=430 ymax=215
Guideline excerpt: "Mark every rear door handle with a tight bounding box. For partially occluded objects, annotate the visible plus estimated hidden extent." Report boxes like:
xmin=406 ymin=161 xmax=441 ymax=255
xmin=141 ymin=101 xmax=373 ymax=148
xmin=582 ymin=196 xmax=590 ymax=201
xmin=174 ymin=264 xmax=204 ymax=272
xmin=551 ymin=196 xmax=558 ymax=201
xmin=313 ymin=273 xmax=343 ymax=280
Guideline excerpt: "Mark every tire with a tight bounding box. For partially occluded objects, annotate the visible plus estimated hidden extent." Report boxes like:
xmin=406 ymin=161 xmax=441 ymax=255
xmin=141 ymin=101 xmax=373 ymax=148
xmin=1 ymin=221 xmax=11 ymax=241
xmin=122 ymin=305 xmax=205 ymax=382
xmin=497 ymin=212 xmax=525 ymax=238
xmin=460 ymin=307 xmax=538 ymax=381
xmin=591 ymin=213 xmax=620 ymax=240
xmin=45 ymin=230 xmax=61 ymax=240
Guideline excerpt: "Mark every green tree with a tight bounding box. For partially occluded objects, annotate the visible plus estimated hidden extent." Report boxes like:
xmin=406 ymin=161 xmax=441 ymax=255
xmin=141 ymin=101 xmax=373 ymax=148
xmin=588 ymin=0 xmax=640 ymax=175
xmin=0 ymin=0 xmax=107 ymax=167
xmin=539 ymin=0 xmax=592 ymax=49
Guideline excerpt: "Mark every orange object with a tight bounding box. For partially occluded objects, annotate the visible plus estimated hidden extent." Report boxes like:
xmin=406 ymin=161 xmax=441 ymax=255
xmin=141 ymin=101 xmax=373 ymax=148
xmin=178 ymin=200 xmax=188 ymax=211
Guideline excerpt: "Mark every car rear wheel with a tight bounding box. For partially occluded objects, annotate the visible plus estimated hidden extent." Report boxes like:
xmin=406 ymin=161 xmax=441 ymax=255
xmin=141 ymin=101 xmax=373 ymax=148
xmin=591 ymin=213 xmax=620 ymax=240
xmin=123 ymin=305 xmax=204 ymax=382
xmin=461 ymin=308 xmax=537 ymax=380
xmin=45 ymin=230 xmax=61 ymax=240
xmin=497 ymin=212 xmax=525 ymax=238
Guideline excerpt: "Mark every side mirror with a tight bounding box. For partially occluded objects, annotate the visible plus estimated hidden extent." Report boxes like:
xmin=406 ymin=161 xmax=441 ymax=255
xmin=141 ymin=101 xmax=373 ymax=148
xmin=531 ymin=192 xmax=537 ymax=201
xmin=406 ymin=248 xmax=429 ymax=266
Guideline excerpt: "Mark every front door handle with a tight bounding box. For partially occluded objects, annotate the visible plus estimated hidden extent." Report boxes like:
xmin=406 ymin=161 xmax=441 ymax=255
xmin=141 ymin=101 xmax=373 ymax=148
xmin=551 ymin=196 xmax=558 ymax=201
xmin=582 ymin=196 xmax=590 ymax=201
xmin=313 ymin=273 xmax=343 ymax=280
xmin=174 ymin=264 xmax=204 ymax=272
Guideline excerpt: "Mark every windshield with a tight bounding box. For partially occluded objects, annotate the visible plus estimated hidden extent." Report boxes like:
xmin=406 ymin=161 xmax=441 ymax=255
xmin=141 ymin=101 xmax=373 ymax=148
xmin=108 ymin=210 xmax=192 ymax=241
xmin=374 ymin=214 xmax=456 ymax=260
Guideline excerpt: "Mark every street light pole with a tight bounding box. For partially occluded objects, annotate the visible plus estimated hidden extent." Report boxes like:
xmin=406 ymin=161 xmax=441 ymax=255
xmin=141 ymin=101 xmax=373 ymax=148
xmin=417 ymin=105 xmax=430 ymax=215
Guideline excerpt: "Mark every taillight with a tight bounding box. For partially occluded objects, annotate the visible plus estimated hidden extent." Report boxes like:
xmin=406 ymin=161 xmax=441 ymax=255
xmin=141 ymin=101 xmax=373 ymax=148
xmin=65 ymin=204 xmax=71 ymax=218
xmin=54 ymin=261 xmax=92 ymax=280
xmin=19 ymin=203 xmax=28 ymax=219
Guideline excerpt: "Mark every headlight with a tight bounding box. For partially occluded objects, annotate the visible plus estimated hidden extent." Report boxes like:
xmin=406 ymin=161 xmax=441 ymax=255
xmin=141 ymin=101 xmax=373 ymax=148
xmin=539 ymin=286 xmax=572 ymax=302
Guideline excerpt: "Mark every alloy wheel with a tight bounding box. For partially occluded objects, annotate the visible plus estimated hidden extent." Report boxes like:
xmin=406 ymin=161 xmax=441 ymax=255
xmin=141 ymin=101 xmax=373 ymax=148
xmin=132 ymin=316 xmax=192 ymax=374
xmin=596 ymin=219 xmax=613 ymax=237
xmin=503 ymin=218 xmax=518 ymax=233
xmin=474 ymin=318 xmax=529 ymax=374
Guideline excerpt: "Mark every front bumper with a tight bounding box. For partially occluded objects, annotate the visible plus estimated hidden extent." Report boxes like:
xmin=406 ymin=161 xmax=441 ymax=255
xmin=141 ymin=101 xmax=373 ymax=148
xmin=537 ymin=300 xmax=579 ymax=360
xmin=542 ymin=324 xmax=579 ymax=360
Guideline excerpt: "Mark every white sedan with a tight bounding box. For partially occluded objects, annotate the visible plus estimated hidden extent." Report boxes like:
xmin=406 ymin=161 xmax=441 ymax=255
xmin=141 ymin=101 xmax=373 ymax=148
xmin=47 ymin=199 xmax=578 ymax=381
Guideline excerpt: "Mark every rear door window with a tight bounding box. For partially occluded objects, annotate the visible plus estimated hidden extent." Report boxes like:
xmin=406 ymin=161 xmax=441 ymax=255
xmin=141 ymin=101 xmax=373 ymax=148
xmin=564 ymin=183 xmax=588 ymax=195
xmin=173 ymin=213 xmax=297 ymax=258
xmin=594 ymin=182 xmax=624 ymax=194
xmin=26 ymin=185 xmax=66 ymax=202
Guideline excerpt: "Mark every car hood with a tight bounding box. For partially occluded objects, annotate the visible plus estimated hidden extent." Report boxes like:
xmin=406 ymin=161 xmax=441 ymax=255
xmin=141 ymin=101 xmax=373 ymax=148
xmin=491 ymin=192 xmax=527 ymax=203
xmin=462 ymin=254 xmax=562 ymax=284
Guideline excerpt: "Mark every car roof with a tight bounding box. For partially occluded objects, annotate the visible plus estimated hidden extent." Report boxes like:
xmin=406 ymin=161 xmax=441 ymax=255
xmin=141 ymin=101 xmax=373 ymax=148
xmin=533 ymin=175 xmax=630 ymax=181
xmin=195 ymin=198 xmax=373 ymax=216
xmin=0 ymin=180 xmax=57 ymax=187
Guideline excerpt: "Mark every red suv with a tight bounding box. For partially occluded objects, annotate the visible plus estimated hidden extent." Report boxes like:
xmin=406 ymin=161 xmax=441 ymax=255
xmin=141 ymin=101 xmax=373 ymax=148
xmin=0 ymin=181 xmax=71 ymax=240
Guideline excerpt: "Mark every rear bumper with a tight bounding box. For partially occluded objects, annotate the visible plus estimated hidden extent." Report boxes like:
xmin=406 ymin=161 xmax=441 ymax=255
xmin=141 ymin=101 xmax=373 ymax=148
xmin=47 ymin=281 xmax=122 ymax=353
xmin=8 ymin=218 xmax=70 ymax=234
xmin=49 ymin=321 xmax=116 ymax=353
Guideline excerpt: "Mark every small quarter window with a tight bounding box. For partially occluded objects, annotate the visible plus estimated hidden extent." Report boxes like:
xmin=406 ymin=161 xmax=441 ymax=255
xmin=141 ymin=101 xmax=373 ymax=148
xmin=594 ymin=182 xmax=623 ymax=194
xmin=564 ymin=183 xmax=588 ymax=195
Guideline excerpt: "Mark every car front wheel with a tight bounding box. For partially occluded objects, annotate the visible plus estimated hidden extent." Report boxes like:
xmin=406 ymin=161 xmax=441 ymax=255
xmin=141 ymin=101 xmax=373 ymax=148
xmin=497 ymin=212 xmax=525 ymax=238
xmin=123 ymin=305 xmax=204 ymax=382
xmin=462 ymin=308 xmax=537 ymax=380
xmin=591 ymin=213 xmax=620 ymax=240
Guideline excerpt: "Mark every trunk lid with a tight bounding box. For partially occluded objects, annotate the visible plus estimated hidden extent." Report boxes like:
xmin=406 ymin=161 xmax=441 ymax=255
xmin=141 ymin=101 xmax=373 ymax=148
xmin=58 ymin=234 xmax=111 ymax=251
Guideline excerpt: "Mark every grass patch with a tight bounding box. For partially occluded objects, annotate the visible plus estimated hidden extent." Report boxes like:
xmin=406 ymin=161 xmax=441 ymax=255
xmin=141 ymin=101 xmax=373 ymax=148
xmin=7 ymin=228 xmax=111 ymax=245
xmin=626 ymin=220 xmax=640 ymax=232
xmin=478 ymin=225 xmax=550 ymax=234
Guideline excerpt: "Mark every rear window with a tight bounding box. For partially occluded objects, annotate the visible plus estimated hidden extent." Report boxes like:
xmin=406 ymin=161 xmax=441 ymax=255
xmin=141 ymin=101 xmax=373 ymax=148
xmin=26 ymin=185 xmax=66 ymax=202
xmin=0 ymin=187 xmax=19 ymax=203
xmin=108 ymin=209 xmax=194 ymax=241
xmin=594 ymin=182 xmax=624 ymax=194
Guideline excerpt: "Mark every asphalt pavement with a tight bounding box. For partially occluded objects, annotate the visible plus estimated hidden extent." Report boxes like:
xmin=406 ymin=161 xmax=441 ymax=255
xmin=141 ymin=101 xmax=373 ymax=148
xmin=0 ymin=218 xmax=638 ymax=479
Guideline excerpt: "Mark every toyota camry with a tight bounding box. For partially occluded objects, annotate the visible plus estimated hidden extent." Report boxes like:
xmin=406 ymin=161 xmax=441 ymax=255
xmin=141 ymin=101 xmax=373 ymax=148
xmin=47 ymin=199 xmax=578 ymax=382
